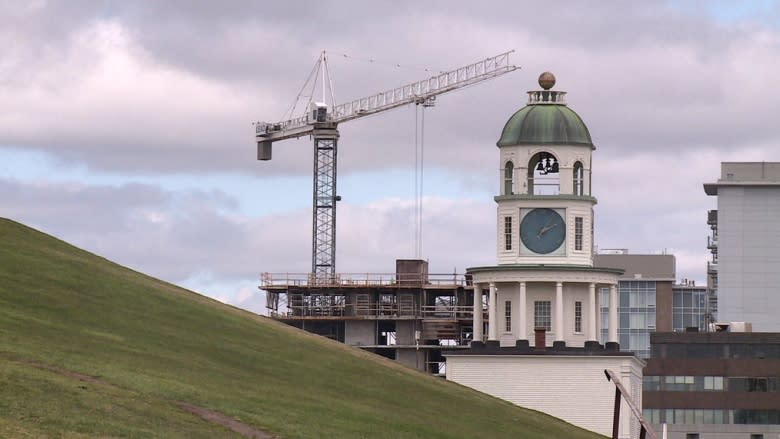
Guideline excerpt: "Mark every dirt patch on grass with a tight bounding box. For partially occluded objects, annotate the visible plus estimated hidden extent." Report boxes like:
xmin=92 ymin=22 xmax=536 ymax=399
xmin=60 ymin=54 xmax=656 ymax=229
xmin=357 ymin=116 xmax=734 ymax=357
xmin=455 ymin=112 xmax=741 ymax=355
xmin=175 ymin=402 xmax=276 ymax=438
xmin=9 ymin=356 xmax=107 ymax=386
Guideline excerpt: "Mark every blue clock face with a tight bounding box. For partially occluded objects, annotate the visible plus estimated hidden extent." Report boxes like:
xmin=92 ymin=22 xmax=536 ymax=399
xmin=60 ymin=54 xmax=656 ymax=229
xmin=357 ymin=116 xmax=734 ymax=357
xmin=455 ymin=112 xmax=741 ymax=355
xmin=520 ymin=208 xmax=566 ymax=254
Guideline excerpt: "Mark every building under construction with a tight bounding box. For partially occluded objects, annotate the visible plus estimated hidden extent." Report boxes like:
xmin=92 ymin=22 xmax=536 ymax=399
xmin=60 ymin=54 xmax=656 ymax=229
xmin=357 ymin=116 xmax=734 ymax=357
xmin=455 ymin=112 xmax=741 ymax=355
xmin=263 ymin=259 xmax=480 ymax=374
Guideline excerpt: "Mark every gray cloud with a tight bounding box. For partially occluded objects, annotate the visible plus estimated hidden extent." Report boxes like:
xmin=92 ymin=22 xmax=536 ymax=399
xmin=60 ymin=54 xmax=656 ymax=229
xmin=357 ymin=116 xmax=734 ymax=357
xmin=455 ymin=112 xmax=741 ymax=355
xmin=2 ymin=1 xmax=779 ymax=177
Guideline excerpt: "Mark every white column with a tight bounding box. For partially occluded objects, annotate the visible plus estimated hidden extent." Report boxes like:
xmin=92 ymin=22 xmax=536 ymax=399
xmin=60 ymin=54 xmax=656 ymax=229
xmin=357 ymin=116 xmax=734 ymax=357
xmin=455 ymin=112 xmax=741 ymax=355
xmin=472 ymin=284 xmax=483 ymax=343
xmin=588 ymin=283 xmax=597 ymax=341
xmin=554 ymin=282 xmax=564 ymax=341
xmin=608 ymin=284 xmax=618 ymax=344
xmin=488 ymin=282 xmax=497 ymax=340
xmin=518 ymin=282 xmax=527 ymax=340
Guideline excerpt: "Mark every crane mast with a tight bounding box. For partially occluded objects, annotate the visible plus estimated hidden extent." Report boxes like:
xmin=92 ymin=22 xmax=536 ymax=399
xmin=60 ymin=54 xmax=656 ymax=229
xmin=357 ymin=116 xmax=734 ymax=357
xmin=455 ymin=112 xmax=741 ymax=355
xmin=256 ymin=51 xmax=519 ymax=282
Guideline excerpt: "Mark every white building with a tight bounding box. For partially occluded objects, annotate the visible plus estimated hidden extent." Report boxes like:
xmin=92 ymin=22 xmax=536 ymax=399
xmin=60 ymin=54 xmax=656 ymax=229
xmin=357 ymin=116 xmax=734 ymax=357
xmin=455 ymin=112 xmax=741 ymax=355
xmin=445 ymin=73 xmax=644 ymax=439
xmin=704 ymin=162 xmax=780 ymax=332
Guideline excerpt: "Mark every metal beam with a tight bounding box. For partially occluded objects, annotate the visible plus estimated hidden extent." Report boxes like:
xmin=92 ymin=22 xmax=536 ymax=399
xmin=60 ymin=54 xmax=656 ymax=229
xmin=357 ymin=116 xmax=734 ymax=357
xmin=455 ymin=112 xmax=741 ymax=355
xmin=604 ymin=369 xmax=657 ymax=439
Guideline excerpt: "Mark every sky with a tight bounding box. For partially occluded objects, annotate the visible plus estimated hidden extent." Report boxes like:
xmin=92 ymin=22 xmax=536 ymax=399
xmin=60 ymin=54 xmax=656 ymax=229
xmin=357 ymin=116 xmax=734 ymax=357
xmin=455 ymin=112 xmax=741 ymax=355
xmin=2 ymin=1 xmax=780 ymax=314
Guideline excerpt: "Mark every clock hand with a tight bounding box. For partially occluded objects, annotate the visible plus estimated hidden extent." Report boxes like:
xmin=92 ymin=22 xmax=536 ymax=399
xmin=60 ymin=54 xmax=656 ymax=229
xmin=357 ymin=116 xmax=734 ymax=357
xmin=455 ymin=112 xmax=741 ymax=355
xmin=539 ymin=222 xmax=560 ymax=236
xmin=537 ymin=217 xmax=554 ymax=238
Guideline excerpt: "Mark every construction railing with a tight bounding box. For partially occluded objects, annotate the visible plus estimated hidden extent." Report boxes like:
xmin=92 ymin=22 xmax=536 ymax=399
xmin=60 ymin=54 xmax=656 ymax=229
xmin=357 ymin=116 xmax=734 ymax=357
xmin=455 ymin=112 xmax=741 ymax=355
xmin=260 ymin=272 xmax=469 ymax=288
xmin=420 ymin=305 xmax=477 ymax=319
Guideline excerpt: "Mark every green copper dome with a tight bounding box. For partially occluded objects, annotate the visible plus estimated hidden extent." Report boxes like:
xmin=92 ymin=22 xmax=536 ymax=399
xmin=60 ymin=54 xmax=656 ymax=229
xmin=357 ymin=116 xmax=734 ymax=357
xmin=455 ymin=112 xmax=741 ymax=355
xmin=497 ymin=101 xmax=594 ymax=148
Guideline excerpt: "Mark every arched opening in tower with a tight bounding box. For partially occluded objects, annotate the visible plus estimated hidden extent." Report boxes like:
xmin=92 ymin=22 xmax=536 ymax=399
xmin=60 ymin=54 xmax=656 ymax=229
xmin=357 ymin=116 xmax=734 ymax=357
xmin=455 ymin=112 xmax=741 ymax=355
xmin=528 ymin=152 xmax=560 ymax=195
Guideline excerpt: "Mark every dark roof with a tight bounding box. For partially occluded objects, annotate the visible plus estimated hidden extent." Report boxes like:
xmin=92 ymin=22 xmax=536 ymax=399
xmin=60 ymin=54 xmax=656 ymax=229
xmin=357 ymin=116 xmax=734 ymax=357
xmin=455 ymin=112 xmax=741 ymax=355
xmin=651 ymin=332 xmax=780 ymax=345
xmin=444 ymin=341 xmax=638 ymax=357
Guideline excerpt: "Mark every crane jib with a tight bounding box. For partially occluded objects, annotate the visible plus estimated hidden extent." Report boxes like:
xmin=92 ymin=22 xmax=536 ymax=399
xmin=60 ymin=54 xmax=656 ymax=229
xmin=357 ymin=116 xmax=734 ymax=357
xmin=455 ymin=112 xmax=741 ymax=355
xmin=254 ymin=50 xmax=519 ymax=143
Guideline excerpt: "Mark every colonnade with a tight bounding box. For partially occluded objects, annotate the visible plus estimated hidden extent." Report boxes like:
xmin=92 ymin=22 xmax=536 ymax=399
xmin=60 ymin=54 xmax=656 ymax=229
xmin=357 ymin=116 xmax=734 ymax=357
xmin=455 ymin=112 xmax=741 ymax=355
xmin=472 ymin=281 xmax=618 ymax=345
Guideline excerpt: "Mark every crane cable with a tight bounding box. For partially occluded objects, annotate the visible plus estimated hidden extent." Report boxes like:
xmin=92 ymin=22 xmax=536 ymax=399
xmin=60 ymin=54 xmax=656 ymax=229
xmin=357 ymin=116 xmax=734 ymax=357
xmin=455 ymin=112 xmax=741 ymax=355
xmin=414 ymin=105 xmax=419 ymax=258
xmin=419 ymin=104 xmax=426 ymax=260
xmin=413 ymin=103 xmax=426 ymax=259
xmin=281 ymin=56 xmax=321 ymax=122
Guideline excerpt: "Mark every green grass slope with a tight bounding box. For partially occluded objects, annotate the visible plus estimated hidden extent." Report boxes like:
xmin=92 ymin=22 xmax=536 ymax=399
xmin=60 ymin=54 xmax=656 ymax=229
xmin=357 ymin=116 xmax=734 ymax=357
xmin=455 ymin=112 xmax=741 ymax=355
xmin=0 ymin=218 xmax=605 ymax=438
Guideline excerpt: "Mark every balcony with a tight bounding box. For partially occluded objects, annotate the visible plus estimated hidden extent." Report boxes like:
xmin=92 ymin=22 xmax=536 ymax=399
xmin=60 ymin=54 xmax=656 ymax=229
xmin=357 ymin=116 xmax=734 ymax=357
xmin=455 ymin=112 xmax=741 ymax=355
xmin=707 ymin=210 xmax=718 ymax=226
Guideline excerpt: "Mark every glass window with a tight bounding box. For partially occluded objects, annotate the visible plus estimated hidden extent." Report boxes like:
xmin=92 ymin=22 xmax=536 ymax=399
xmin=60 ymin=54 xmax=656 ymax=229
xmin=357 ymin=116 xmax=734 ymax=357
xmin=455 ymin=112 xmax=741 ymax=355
xmin=574 ymin=217 xmax=583 ymax=251
xmin=713 ymin=409 xmax=723 ymax=424
xmin=534 ymin=301 xmax=551 ymax=331
xmin=643 ymin=376 xmax=660 ymax=391
xmin=504 ymin=161 xmax=514 ymax=195
xmin=505 ymin=300 xmax=512 ymax=332
xmin=574 ymin=301 xmax=582 ymax=333
xmin=620 ymin=312 xmax=630 ymax=328
xmin=630 ymin=313 xmax=646 ymax=329
xmin=504 ymin=216 xmax=512 ymax=251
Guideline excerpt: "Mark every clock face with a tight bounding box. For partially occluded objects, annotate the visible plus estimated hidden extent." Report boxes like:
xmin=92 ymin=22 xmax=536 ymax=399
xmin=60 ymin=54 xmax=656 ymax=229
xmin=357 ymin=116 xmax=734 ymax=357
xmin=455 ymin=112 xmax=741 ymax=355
xmin=520 ymin=208 xmax=566 ymax=254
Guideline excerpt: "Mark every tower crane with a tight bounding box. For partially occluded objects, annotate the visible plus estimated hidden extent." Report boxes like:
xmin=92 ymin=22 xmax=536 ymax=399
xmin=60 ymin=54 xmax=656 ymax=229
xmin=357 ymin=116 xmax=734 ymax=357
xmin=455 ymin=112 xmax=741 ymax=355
xmin=255 ymin=50 xmax=518 ymax=282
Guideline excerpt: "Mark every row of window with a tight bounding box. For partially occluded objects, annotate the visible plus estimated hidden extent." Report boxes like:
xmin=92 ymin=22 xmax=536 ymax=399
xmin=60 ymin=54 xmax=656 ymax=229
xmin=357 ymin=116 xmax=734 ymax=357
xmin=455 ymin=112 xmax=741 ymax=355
xmin=503 ymin=158 xmax=585 ymax=196
xmin=652 ymin=343 xmax=780 ymax=360
xmin=644 ymin=375 xmax=780 ymax=392
xmin=643 ymin=409 xmax=780 ymax=425
xmin=501 ymin=300 xmax=583 ymax=333
xmin=503 ymin=215 xmax=584 ymax=252
xmin=685 ymin=434 xmax=764 ymax=439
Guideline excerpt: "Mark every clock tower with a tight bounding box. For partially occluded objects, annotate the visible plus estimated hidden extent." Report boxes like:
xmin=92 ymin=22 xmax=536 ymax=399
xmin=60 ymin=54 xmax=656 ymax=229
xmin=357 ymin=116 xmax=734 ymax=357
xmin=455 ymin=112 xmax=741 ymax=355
xmin=446 ymin=74 xmax=644 ymax=439
xmin=466 ymin=72 xmax=622 ymax=350
xmin=496 ymin=71 xmax=595 ymax=265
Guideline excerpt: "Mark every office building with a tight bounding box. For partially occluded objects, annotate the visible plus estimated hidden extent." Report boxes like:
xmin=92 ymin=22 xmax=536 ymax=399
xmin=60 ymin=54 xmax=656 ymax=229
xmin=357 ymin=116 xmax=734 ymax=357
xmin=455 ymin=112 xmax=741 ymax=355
xmin=704 ymin=162 xmax=780 ymax=331
xmin=644 ymin=330 xmax=780 ymax=439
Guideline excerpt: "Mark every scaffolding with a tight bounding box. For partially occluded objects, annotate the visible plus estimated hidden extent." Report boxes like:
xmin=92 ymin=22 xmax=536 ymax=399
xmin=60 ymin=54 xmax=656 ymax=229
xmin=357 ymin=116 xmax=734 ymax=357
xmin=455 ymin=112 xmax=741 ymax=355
xmin=260 ymin=261 xmax=483 ymax=374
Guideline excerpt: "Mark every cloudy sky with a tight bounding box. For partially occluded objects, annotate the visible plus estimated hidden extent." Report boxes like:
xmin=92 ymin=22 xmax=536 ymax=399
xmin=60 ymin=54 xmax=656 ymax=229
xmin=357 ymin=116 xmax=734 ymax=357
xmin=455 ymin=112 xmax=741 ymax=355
xmin=2 ymin=1 xmax=780 ymax=314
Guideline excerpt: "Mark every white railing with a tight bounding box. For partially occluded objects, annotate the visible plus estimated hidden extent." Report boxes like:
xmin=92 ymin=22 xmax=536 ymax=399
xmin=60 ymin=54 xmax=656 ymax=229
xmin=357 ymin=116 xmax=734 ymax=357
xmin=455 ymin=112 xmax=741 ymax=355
xmin=527 ymin=90 xmax=567 ymax=105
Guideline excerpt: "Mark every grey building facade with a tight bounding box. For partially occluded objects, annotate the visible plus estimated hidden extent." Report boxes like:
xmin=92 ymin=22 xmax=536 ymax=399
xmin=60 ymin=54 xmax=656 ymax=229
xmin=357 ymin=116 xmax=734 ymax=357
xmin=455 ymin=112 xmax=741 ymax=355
xmin=595 ymin=252 xmax=676 ymax=358
xmin=595 ymin=252 xmax=709 ymax=359
xmin=704 ymin=162 xmax=780 ymax=331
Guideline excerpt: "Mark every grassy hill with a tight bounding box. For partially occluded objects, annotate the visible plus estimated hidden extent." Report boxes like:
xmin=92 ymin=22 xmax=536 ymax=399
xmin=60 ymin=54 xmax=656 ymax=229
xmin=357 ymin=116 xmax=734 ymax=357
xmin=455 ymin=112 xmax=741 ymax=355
xmin=0 ymin=217 xmax=605 ymax=438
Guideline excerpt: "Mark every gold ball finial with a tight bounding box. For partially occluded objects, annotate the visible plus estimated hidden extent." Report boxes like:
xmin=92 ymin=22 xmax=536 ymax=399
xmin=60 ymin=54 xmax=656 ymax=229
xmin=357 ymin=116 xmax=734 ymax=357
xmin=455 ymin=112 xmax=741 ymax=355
xmin=538 ymin=71 xmax=556 ymax=90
